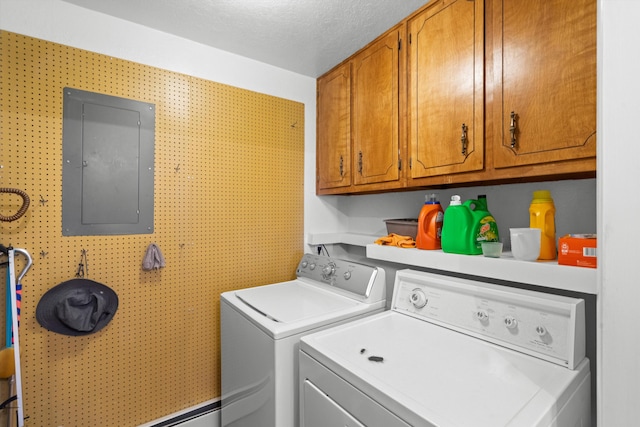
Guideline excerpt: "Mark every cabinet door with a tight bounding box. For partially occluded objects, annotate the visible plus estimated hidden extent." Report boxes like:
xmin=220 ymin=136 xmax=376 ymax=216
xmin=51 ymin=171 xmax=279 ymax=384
xmin=408 ymin=0 xmax=484 ymax=179
xmin=317 ymin=64 xmax=351 ymax=190
xmin=493 ymin=0 xmax=596 ymax=168
xmin=352 ymin=29 xmax=401 ymax=186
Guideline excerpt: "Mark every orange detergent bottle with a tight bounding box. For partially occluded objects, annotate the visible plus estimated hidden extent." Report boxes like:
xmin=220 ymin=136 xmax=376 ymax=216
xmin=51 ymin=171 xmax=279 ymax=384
xmin=529 ymin=190 xmax=557 ymax=260
xmin=416 ymin=194 xmax=444 ymax=250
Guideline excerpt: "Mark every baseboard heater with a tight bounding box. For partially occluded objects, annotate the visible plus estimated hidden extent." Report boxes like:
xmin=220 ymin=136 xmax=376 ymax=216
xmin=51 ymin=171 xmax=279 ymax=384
xmin=149 ymin=401 xmax=219 ymax=427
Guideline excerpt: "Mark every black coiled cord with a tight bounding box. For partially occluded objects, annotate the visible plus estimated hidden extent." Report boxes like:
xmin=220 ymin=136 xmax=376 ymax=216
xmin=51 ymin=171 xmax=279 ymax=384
xmin=0 ymin=188 xmax=30 ymax=222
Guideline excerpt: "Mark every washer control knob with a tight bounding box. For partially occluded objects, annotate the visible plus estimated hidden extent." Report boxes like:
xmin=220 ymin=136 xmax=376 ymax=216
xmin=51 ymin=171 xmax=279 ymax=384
xmin=343 ymin=271 xmax=352 ymax=280
xmin=410 ymin=288 xmax=428 ymax=308
xmin=322 ymin=262 xmax=336 ymax=277
xmin=504 ymin=315 xmax=518 ymax=329
xmin=535 ymin=325 xmax=547 ymax=337
xmin=301 ymin=261 xmax=308 ymax=268
xmin=309 ymin=263 xmax=316 ymax=270
xmin=476 ymin=310 xmax=489 ymax=322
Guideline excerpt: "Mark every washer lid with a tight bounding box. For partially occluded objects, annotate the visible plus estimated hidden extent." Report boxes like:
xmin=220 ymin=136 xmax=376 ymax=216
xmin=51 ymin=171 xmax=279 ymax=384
xmin=236 ymin=280 xmax=359 ymax=323
xmin=300 ymin=311 xmax=590 ymax=427
xmin=223 ymin=279 xmax=385 ymax=339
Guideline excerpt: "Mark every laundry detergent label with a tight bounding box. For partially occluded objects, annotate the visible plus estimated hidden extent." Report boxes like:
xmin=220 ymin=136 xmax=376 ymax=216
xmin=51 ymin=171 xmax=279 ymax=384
xmin=435 ymin=211 xmax=444 ymax=239
xmin=476 ymin=215 xmax=499 ymax=245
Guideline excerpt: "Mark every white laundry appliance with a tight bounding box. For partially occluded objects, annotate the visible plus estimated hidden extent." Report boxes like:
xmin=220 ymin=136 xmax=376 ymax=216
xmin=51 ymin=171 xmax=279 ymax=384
xmin=220 ymin=253 xmax=386 ymax=427
xmin=300 ymin=269 xmax=591 ymax=427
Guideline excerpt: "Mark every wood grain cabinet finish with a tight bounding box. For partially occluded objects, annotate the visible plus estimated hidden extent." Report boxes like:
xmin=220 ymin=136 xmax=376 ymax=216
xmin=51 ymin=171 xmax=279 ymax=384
xmin=316 ymin=63 xmax=351 ymax=190
xmin=491 ymin=0 xmax=597 ymax=170
xmin=407 ymin=0 xmax=484 ymax=180
xmin=315 ymin=0 xmax=596 ymax=195
xmin=351 ymin=28 xmax=402 ymax=188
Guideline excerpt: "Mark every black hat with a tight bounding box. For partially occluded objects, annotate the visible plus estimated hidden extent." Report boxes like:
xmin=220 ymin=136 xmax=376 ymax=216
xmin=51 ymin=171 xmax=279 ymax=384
xmin=36 ymin=279 xmax=119 ymax=336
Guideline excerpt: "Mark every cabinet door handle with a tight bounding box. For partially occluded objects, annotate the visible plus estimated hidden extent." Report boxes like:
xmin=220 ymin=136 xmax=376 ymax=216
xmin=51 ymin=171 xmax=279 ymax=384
xmin=510 ymin=111 xmax=517 ymax=148
xmin=460 ymin=123 xmax=468 ymax=155
xmin=358 ymin=151 xmax=363 ymax=174
xmin=339 ymin=155 xmax=344 ymax=177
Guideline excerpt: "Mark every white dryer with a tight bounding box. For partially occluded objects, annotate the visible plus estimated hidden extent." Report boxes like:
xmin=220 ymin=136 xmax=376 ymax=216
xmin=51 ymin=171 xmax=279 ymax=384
xmin=220 ymin=254 xmax=386 ymax=427
xmin=300 ymin=269 xmax=591 ymax=427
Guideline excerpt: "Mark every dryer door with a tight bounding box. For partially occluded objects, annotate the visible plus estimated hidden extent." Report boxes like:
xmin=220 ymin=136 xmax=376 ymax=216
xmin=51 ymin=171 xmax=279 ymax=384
xmin=300 ymin=351 xmax=412 ymax=427
xmin=303 ymin=380 xmax=365 ymax=427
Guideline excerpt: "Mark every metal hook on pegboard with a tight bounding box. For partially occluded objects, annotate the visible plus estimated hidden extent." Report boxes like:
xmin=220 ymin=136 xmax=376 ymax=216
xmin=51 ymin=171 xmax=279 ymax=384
xmin=75 ymin=249 xmax=89 ymax=278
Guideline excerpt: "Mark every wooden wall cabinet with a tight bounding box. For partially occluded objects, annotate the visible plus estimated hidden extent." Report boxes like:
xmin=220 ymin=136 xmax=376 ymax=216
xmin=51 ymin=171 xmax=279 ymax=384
xmin=316 ymin=0 xmax=596 ymax=195
xmin=407 ymin=0 xmax=484 ymax=182
xmin=351 ymin=28 xmax=402 ymax=188
xmin=491 ymin=0 xmax=597 ymax=172
xmin=316 ymin=63 xmax=351 ymax=190
xmin=316 ymin=25 xmax=405 ymax=195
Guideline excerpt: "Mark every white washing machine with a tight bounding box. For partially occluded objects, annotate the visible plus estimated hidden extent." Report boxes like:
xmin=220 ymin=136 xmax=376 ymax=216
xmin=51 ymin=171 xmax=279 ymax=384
xmin=300 ymin=269 xmax=591 ymax=427
xmin=220 ymin=253 xmax=386 ymax=427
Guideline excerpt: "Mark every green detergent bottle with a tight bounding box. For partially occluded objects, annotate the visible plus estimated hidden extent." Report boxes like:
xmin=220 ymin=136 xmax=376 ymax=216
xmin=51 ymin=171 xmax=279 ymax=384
xmin=441 ymin=195 xmax=499 ymax=255
xmin=470 ymin=195 xmax=500 ymax=252
xmin=441 ymin=195 xmax=475 ymax=254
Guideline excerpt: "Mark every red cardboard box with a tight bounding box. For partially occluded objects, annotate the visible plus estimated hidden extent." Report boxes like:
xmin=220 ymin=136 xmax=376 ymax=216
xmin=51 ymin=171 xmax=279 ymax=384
xmin=558 ymin=234 xmax=597 ymax=268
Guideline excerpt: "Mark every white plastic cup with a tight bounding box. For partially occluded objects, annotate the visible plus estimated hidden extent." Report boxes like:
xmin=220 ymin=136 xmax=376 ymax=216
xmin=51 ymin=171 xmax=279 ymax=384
xmin=510 ymin=228 xmax=541 ymax=261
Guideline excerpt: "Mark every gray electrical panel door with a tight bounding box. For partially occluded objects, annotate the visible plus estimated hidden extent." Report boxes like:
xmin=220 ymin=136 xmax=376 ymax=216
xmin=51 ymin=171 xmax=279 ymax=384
xmin=62 ymin=87 xmax=155 ymax=235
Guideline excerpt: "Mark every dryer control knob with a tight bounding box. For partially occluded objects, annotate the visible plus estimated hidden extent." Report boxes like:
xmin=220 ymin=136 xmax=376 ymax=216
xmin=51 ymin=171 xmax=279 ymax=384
xmin=410 ymin=288 xmax=428 ymax=308
xmin=309 ymin=263 xmax=316 ymax=270
xmin=301 ymin=261 xmax=308 ymax=268
xmin=475 ymin=310 xmax=489 ymax=322
xmin=535 ymin=325 xmax=547 ymax=337
xmin=504 ymin=315 xmax=518 ymax=329
xmin=343 ymin=271 xmax=352 ymax=280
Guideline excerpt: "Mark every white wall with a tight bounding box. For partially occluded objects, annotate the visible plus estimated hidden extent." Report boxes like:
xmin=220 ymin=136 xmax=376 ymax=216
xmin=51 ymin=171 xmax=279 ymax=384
xmin=598 ymin=0 xmax=640 ymax=425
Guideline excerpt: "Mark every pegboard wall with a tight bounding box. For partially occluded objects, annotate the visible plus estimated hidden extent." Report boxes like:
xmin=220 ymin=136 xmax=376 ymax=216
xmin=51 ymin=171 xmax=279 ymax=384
xmin=0 ymin=31 xmax=304 ymax=426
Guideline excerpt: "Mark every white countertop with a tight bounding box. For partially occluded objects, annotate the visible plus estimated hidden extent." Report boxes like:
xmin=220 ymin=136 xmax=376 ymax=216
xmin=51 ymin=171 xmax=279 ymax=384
xmin=308 ymin=233 xmax=598 ymax=295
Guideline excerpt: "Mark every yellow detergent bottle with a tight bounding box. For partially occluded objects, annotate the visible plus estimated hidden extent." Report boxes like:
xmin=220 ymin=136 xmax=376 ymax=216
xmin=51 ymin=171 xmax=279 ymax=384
xmin=529 ymin=190 xmax=556 ymax=260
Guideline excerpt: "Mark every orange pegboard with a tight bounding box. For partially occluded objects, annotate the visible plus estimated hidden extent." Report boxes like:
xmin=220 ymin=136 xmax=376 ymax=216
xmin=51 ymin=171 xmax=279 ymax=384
xmin=0 ymin=30 xmax=304 ymax=426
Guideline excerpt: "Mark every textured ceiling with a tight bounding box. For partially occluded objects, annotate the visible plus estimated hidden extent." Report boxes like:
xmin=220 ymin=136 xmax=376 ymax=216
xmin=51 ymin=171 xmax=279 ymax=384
xmin=61 ymin=0 xmax=429 ymax=77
